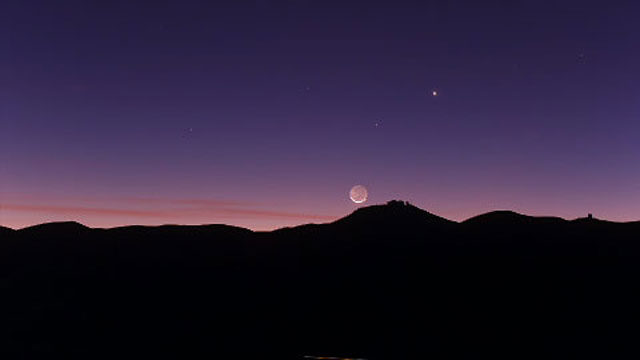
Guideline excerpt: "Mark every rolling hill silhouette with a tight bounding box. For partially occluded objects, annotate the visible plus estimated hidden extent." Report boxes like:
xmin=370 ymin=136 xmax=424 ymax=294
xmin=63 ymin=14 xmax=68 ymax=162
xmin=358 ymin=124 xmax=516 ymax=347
xmin=0 ymin=225 xmax=15 ymax=237
xmin=1 ymin=201 xmax=640 ymax=358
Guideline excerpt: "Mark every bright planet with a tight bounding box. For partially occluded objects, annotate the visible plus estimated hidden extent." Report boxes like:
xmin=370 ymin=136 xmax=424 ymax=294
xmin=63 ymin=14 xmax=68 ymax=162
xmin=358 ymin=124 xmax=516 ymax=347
xmin=349 ymin=185 xmax=368 ymax=204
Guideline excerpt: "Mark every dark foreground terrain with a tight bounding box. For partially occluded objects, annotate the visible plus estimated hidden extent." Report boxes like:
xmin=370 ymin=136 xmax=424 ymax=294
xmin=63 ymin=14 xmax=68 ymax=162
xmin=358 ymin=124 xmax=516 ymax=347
xmin=2 ymin=201 xmax=640 ymax=358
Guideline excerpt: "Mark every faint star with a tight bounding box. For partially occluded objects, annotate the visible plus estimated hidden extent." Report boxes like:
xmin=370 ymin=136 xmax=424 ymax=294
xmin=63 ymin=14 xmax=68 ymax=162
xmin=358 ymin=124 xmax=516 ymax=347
xmin=181 ymin=127 xmax=194 ymax=139
xmin=577 ymin=53 xmax=586 ymax=63
xmin=432 ymin=90 xmax=438 ymax=96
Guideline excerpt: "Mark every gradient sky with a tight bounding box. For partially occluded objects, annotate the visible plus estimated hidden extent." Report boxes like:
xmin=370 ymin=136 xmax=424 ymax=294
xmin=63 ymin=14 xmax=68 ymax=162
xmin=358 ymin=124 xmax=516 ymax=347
xmin=1 ymin=1 xmax=640 ymax=230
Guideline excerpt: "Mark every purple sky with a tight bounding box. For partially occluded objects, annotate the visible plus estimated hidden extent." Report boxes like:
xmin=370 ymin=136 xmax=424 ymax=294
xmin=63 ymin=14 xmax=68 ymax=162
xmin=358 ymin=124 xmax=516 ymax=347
xmin=1 ymin=1 xmax=640 ymax=230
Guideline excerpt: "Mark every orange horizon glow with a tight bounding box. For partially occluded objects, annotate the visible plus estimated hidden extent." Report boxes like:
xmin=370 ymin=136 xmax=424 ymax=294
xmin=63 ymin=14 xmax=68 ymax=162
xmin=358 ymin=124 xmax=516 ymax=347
xmin=0 ymin=197 xmax=340 ymax=231
xmin=3 ymin=195 xmax=638 ymax=232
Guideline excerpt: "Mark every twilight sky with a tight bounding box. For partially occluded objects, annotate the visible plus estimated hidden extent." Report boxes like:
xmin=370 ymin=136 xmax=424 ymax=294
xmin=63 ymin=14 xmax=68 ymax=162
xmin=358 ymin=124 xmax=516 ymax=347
xmin=1 ymin=1 xmax=639 ymax=230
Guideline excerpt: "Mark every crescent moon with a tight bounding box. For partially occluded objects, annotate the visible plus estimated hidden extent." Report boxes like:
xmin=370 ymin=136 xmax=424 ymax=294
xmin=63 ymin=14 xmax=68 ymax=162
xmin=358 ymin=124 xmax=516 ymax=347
xmin=349 ymin=185 xmax=368 ymax=204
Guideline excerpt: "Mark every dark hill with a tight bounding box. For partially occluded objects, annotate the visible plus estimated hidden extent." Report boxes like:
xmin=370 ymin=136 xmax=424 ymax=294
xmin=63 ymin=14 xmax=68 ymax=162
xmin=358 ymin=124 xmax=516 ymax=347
xmin=18 ymin=221 xmax=89 ymax=236
xmin=1 ymin=201 xmax=640 ymax=358
xmin=333 ymin=200 xmax=455 ymax=228
xmin=0 ymin=226 xmax=15 ymax=238
xmin=268 ymin=201 xmax=458 ymax=257
xmin=463 ymin=210 xmax=567 ymax=226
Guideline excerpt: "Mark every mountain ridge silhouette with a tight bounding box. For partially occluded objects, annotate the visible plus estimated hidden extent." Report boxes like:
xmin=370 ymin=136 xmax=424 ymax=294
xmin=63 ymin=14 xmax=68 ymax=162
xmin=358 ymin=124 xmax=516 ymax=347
xmin=4 ymin=200 xmax=633 ymax=234
xmin=1 ymin=200 xmax=640 ymax=358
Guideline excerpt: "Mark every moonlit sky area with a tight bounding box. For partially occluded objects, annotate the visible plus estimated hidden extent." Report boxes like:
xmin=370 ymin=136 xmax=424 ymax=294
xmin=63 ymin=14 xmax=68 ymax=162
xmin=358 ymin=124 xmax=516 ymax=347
xmin=1 ymin=1 xmax=640 ymax=230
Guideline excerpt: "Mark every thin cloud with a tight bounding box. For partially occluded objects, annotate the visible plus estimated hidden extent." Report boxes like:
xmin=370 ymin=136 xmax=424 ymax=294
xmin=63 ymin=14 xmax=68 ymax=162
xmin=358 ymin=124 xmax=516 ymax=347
xmin=1 ymin=201 xmax=337 ymax=223
xmin=0 ymin=194 xmax=254 ymax=207
xmin=1 ymin=204 xmax=169 ymax=218
xmin=193 ymin=207 xmax=337 ymax=221
xmin=124 ymin=197 xmax=254 ymax=207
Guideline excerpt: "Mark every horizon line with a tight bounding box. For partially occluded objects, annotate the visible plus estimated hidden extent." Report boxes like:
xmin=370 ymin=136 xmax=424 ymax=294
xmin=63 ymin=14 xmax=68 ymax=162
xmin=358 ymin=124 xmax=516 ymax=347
xmin=2 ymin=201 xmax=627 ymax=232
